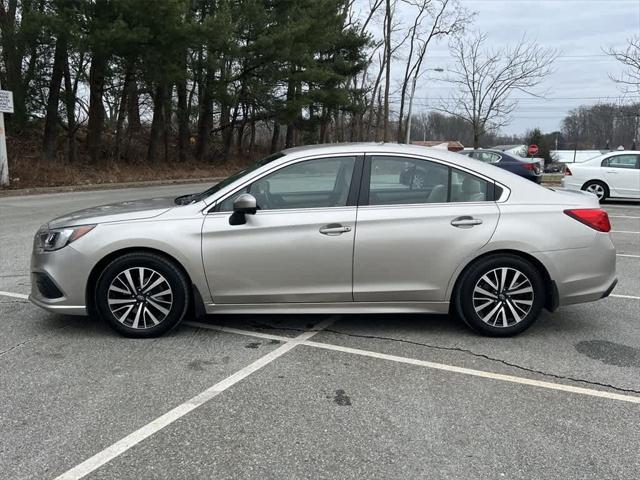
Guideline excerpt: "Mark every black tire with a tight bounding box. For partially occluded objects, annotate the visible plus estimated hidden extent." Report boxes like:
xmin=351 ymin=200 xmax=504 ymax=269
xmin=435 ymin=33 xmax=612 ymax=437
xmin=95 ymin=252 xmax=190 ymax=338
xmin=581 ymin=180 xmax=609 ymax=202
xmin=455 ymin=254 xmax=545 ymax=337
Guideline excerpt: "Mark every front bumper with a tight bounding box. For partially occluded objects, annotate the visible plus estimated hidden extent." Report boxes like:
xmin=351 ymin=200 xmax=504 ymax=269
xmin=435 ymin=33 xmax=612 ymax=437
xmin=29 ymin=244 xmax=91 ymax=316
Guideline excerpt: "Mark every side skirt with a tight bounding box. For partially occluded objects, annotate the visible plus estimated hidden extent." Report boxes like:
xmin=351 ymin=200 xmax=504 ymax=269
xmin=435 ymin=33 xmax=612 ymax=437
xmin=204 ymin=301 xmax=450 ymax=315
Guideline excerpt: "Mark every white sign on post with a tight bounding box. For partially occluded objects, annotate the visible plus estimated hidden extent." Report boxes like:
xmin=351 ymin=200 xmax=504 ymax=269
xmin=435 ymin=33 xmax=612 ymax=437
xmin=0 ymin=86 xmax=11 ymax=186
xmin=0 ymin=90 xmax=14 ymax=113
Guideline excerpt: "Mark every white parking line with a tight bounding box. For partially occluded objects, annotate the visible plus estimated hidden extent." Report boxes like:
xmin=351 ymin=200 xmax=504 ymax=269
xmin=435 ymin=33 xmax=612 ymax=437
xmin=54 ymin=317 xmax=337 ymax=480
xmin=188 ymin=322 xmax=640 ymax=404
xmin=0 ymin=288 xmax=639 ymax=475
xmin=611 ymin=230 xmax=640 ymax=234
xmin=186 ymin=320 xmax=290 ymax=342
xmin=617 ymin=254 xmax=640 ymax=258
xmin=302 ymin=341 xmax=640 ymax=404
xmin=609 ymin=215 xmax=640 ymax=219
xmin=611 ymin=293 xmax=640 ymax=300
xmin=0 ymin=290 xmax=28 ymax=300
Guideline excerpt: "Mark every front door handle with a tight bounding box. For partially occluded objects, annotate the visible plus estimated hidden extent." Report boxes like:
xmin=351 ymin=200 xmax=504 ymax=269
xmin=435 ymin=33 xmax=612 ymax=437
xmin=451 ymin=216 xmax=483 ymax=228
xmin=319 ymin=223 xmax=352 ymax=235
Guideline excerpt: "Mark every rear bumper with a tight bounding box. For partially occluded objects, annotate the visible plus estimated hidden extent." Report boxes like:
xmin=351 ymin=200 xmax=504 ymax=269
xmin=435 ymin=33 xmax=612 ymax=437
xmin=560 ymin=177 xmax=583 ymax=191
xmin=600 ymin=278 xmax=618 ymax=299
xmin=538 ymin=233 xmax=617 ymax=307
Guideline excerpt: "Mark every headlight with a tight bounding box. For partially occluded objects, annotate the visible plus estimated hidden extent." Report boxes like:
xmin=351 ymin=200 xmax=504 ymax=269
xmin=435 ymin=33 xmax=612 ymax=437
xmin=36 ymin=225 xmax=96 ymax=252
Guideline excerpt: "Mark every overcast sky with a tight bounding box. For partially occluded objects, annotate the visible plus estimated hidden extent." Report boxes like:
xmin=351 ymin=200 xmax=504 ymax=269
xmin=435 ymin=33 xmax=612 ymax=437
xmin=366 ymin=0 xmax=640 ymax=135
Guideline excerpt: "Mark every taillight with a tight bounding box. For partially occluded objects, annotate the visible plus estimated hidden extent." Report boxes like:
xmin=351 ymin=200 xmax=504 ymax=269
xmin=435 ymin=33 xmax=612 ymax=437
xmin=564 ymin=209 xmax=611 ymax=232
xmin=565 ymin=166 xmax=572 ymax=176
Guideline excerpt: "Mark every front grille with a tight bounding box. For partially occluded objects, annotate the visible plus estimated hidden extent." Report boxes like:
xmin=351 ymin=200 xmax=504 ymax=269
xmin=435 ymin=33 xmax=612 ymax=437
xmin=32 ymin=272 xmax=64 ymax=299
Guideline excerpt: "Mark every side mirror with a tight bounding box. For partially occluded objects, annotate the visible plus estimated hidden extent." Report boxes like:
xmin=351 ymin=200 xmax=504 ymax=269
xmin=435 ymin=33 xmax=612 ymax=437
xmin=229 ymin=193 xmax=257 ymax=225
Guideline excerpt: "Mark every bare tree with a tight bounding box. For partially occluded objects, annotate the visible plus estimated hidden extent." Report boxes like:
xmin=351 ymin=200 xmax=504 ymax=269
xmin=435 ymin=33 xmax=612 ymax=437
xmin=608 ymin=36 xmax=640 ymax=95
xmin=396 ymin=0 xmax=470 ymax=143
xmin=439 ymin=33 xmax=557 ymax=148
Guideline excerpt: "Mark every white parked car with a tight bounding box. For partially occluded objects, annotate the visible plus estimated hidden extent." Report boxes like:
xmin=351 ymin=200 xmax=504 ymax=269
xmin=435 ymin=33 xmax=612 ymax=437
xmin=561 ymin=151 xmax=640 ymax=201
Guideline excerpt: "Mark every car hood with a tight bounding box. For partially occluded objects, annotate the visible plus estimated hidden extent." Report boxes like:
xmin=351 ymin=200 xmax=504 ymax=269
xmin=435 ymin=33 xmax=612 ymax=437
xmin=48 ymin=196 xmax=177 ymax=229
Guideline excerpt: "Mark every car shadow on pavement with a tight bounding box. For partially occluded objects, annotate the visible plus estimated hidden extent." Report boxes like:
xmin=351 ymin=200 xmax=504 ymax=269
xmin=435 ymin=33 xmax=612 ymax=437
xmin=604 ymin=199 xmax=640 ymax=207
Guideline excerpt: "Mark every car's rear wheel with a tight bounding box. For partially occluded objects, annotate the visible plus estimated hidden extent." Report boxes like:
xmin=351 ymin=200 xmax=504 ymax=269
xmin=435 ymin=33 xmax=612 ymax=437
xmin=95 ymin=252 xmax=190 ymax=338
xmin=455 ymin=255 xmax=545 ymax=336
xmin=582 ymin=180 xmax=609 ymax=201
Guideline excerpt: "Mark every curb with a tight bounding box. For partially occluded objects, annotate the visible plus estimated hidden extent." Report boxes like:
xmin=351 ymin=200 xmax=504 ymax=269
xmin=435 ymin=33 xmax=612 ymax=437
xmin=0 ymin=177 xmax=225 ymax=197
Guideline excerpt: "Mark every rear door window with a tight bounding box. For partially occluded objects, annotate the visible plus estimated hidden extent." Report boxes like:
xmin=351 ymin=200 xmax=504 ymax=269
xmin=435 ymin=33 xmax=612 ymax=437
xmin=366 ymin=156 xmax=491 ymax=205
xmin=602 ymin=155 xmax=638 ymax=169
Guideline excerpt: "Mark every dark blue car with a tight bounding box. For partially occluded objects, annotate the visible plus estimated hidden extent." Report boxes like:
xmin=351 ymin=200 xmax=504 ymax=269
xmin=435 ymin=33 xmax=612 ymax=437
xmin=459 ymin=149 xmax=543 ymax=183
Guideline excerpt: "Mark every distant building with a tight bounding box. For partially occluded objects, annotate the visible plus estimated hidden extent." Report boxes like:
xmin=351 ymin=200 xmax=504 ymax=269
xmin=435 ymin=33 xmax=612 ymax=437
xmin=411 ymin=140 xmax=464 ymax=152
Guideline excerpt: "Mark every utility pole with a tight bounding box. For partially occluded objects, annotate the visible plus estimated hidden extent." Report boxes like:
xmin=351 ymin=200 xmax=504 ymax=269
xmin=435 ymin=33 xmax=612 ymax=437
xmin=0 ymin=79 xmax=13 ymax=188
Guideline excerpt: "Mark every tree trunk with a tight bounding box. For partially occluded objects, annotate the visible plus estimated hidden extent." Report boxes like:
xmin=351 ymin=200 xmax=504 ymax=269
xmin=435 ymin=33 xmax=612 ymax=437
xmin=270 ymin=121 xmax=280 ymax=153
xmin=41 ymin=36 xmax=66 ymax=162
xmin=285 ymin=77 xmax=295 ymax=148
xmin=176 ymin=76 xmax=189 ymax=162
xmin=249 ymin=107 xmax=256 ymax=152
xmin=147 ymin=83 xmax=166 ymax=164
xmin=196 ymin=71 xmax=214 ymax=161
xmin=0 ymin=0 xmax=28 ymax=130
xmin=62 ymin=54 xmax=77 ymax=163
xmin=114 ymin=64 xmax=132 ymax=162
xmin=126 ymin=73 xmax=141 ymax=131
xmin=87 ymin=52 xmax=107 ymax=164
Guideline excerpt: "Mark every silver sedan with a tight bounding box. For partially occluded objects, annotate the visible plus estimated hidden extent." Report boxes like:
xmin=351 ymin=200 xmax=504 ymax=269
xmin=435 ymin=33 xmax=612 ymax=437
xmin=29 ymin=143 xmax=617 ymax=337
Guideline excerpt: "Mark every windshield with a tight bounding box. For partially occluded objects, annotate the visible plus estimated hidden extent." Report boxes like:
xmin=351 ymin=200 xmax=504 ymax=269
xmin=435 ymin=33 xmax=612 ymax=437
xmin=175 ymin=152 xmax=286 ymax=205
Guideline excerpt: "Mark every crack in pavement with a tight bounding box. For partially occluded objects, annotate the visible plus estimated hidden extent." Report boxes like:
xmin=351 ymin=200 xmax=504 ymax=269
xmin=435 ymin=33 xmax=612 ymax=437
xmin=0 ymin=323 xmax=72 ymax=358
xmin=248 ymin=322 xmax=640 ymax=396
xmin=0 ymin=339 xmax=33 ymax=357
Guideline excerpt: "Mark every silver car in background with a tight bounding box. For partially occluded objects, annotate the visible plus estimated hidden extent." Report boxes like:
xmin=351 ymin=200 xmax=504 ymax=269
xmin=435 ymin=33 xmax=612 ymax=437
xmin=30 ymin=143 xmax=617 ymax=337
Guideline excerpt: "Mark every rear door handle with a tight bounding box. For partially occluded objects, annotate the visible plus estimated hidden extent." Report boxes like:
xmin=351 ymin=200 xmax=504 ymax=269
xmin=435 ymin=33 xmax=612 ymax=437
xmin=319 ymin=224 xmax=351 ymax=235
xmin=606 ymin=170 xmax=618 ymax=174
xmin=451 ymin=216 xmax=483 ymax=228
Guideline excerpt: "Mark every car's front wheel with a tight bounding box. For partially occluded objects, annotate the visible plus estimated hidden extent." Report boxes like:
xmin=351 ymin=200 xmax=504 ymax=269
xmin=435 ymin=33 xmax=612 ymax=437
xmin=95 ymin=252 xmax=190 ymax=338
xmin=455 ymin=255 xmax=545 ymax=336
xmin=582 ymin=180 xmax=609 ymax=201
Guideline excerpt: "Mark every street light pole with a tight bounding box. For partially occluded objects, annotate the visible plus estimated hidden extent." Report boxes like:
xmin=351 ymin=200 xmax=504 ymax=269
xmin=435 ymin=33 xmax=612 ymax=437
xmin=404 ymin=68 xmax=443 ymax=145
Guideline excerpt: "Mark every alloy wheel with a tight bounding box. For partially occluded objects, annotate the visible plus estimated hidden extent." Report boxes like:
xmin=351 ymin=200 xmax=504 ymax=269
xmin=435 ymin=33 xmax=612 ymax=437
xmin=107 ymin=267 xmax=173 ymax=329
xmin=411 ymin=174 xmax=426 ymax=189
xmin=585 ymin=183 xmax=605 ymax=200
xmin=472 ymin=267 xmax=534 ymax=328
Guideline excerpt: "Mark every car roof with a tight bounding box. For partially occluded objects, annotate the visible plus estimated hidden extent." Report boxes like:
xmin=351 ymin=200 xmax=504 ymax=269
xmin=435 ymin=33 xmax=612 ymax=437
xmin=579 ymin=150 xmax=640 ymax=164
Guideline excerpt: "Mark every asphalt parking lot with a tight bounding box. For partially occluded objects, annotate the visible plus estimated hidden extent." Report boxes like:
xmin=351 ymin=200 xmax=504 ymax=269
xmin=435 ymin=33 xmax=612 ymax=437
xmin=1 ymin=184 xmax=639 ymax=480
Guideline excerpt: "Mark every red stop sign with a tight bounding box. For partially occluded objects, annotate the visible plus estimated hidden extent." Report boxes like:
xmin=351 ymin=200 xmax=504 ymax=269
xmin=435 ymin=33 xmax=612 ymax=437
xmin=528 ymin=144 xmax=539 ymax=156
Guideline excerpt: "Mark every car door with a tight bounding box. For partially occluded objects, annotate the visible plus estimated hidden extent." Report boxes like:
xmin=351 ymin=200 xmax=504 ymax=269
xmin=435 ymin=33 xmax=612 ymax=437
xmin=202 ymin=155 xmax=361 ymax=304
xmin=602 ymin=154 xmax=640 ymax=198
xmin=353 ymin=154 xmax=500 ymax=302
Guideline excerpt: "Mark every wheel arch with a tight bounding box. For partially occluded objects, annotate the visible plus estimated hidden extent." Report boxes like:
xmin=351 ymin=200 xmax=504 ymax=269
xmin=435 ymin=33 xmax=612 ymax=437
xmin=85 ymin=246 xmax=206 ymax=320
xmin=448 ymin=249 xmax=559 ymax=315
xmin=581 ymin=178 xmax=609 ymax=191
